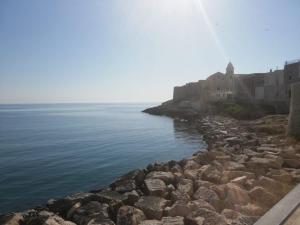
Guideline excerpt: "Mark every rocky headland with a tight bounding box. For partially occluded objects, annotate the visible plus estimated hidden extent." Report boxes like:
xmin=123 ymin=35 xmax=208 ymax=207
xmin=1 ymin=114 xmax=300 ymax=225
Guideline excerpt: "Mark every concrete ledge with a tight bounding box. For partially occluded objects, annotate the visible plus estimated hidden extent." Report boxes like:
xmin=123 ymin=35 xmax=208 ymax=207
xmin=254 ymin=184 xmax=300 ymax=225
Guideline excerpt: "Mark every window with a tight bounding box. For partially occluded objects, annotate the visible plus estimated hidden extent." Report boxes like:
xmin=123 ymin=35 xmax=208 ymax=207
xmin=289 ymin=75 xmax=292 ymax=81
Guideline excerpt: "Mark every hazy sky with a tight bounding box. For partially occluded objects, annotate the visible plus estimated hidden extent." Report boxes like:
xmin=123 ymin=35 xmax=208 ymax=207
xmin=1 ymin=0 xmax=300 ymax=103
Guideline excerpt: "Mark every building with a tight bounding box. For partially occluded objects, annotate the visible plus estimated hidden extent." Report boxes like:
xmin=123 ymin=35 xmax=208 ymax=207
xmin=172 ymin=60 xmax=300 ymax=113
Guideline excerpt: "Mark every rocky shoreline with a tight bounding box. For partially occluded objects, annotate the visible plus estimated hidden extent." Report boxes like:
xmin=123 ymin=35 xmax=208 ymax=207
xmin=2 ymin=115 xmax=300 ymax=225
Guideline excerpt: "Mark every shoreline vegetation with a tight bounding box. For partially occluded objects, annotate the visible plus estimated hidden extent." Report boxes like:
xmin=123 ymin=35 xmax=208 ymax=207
xmin=1 ymin=105 xmax=300 ymax=225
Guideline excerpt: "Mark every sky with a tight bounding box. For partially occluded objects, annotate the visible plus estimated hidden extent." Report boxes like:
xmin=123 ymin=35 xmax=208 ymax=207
xmin=0 ymin=0 xmax=300 ymax=104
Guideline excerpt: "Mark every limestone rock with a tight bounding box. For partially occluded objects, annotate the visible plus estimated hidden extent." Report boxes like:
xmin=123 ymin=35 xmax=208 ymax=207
xmin=116 ymin=206 xmax=145 ymax=225
xmin=201 ymin=165 xmax=222 ymax=184
xmin=170 ymin=190 xmax=191 ymax=202
xmin=225 ymin=183 xmax=250 ymax=208
xmin=221 ymin=171 xmax=255 ymax=184
xmin=70 ymin=201 xmax=110 ymax=225
xmin=187 ymin=208 xmax=227 ymax=225
xmin=47 ymin=193 xmax=99 ymax=217
xmin=188 ymin=199 xmax=216 ymax=211
xmin=0 ymin=213 xmax=23 ymax=225
xmin=223 ymin=161 xmax=245 ymax=171
xmin=231 ymin=176 xmax=247 ymax=186
xmin=139 ymin=220 xmax=162 ymax=225
xmin=249 ymin=187 xmax=277 ymax=207
xmin=193 ymin=187 xmax=221 ymax=210
xmin=184 ymin=160 xmax=201 ymax=170
xmin=144 ymin=179 xmax=167 ymax=197
xmin=111 ymin=170 xmax=144 ymax=193
xmin=146 ymin=172 xmax=175 ymax=184
xmin=184 ymin=169 xmax=200 ymax=180
xmin=161 ymin=216 xmax=184 ymax=225
xmin=177 ymin=178 xmax=193 ymax=196
xmin=134 ymin=196 xmax=169 ymax=220
xmin=164 ymin=201 xmax=190 ymax=217
xmin=96 ymin=190 xmax=127 ymax=204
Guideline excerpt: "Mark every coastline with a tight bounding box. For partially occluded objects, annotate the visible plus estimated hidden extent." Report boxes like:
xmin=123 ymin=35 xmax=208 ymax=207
xmin=1 ymin=113 xmax=300 ymax=225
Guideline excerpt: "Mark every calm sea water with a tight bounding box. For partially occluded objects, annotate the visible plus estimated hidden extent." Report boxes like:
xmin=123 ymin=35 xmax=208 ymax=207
xmin=0 ymin=103 xmax=206 ymax=213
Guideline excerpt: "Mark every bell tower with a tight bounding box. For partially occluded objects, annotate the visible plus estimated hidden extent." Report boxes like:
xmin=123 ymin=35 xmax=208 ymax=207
xmin=226 ymin=62 xmax=234 ymax=76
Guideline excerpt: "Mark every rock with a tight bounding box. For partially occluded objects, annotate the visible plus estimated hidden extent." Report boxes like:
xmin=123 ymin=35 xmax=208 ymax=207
xmin=134 ymin=196 xmax=169 ymax=220
xmin=188 ymin=199 xmax=216 ymax=211
xmin=225 ymin=184 xmax=250 ymax=208
xmin=221 ymin=171 xmax=255 ymax=184
xmin=249 ymin=187 xmax=277 ymax=207
xmin=124 ymin=190 xmax=140 ymax=205
xmin=225 ymin=137 xmax=242 ymax=145
xmin=193 ymin=187 xmax=221 ymax=210
xmin=70 ymin=201 xmax=110 ymax=225
xmin=184 ymin=160 xmax=201 ymax=170
xmin=146 ymin=172 xmax=175 ymax=184
xmin=170 ymin=164 xmax=183 ymax=173
xmin=47 ymin=193 xmax=99 ymax=217
xmin=166 ymin=184 xmax=175 ymax=192
xmin=139 ymin=220 xmax=162 ymax=225
xmin=43 ymin=216 xmax=77 ymax=225
xmin=111 ymin=170 xmax=144 ymax=193
xmin=231 ymin=215 xmax=258 ymax=225
xmin=238 ymin=204 xmax=266 ymax=217
xmin=221 ymin=208 xmax=240 ymax=220
xmin=116 ymin=206 xmax=145 ymax=225
xmin=231 ymin=176 xmax=247 ymax=186
xmin=258 ymin=176 xmax=287 ymax=196
xmin=201 ymin=165 xmax=222 ymax=184
xmin=283 ymin=159 xmax=300 ymax=168
xmin=223 ymin=161 xmax=245 ymax=171
xmin=177 ymin=179 xmax=193 ymax=196
xmin=170 ymin=190 xmax=191 ymax=202
xmin=195 ymin=180 xmax=215 ymax=189
xmin=246 ymin=157 xmax=282 ymax=174
xmin=266 ymin=169 xmax=292 ymax=183
xmin=86 ymin=218 xmax=115 ymax=225
xmin=187 ymin=208 xmax=227 ymax=225
xmin=164 ymin=201 xmax=190 ymax=217
xmin=96 ymin=190 xmax=127 ymax=204
xmin=184 ymin=169 xmax=200 ymax=180
xmin=161 ymin=216 xmax=184 ymax=225
xmin=22 ymin=211 xmax=76 ymax=225
xmin=0 ymin=213 xmax=23 ymax=225
xmin=144 ymin=179 xmax=167 ymax=197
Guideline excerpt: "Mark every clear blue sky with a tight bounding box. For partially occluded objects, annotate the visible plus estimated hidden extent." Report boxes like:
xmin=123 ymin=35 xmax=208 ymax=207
xmin=0 ymin=0 xmax=300 ymax=103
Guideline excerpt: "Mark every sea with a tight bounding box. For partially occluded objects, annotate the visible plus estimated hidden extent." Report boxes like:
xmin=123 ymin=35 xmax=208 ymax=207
xmin=0 ymin=103 xmax=206 ymax=213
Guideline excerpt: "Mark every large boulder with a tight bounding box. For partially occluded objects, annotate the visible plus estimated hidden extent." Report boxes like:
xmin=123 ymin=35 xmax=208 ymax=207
xmin=164 ymin=201 xmax=190 ymax=217
xmin=111 ymin=170 xmax=144 ymax=193
xmin=224 ymin=184 xmax=250 ymax=208
xmin=146 ymin=172 xmax=175 ymax=185
xmin=177 ymin=178 xmax=194 ymax=196
xmin=249 ymin=187 xmax=277 ymax=208
xmin=21 ymin=211 xmax=77 ymax=225
xmin=0 ymin=213 xmax=23 ymax=225
xmin=139 ymin=220 xmax=162 ymax=225
xmin=161 ymin=216 xmax=184 ymax=225
xmin=116 ymin=206 xmax=145 ymax=225
xmin=187 ymin=208 xmax=227 ymax=225
xmin=201 ymin=165 xmax=222 ymax=184
xmin=70 ymin=201 xmax=111 ymax=225
xmin=193 ymin=187 xmax=220 ymax=209
xmin=188 ymin=199 xmax=216 ymax=211
xmin=134 ymin=196 xmax=169 ymax=220
xmin=47 ymin=193 xmax=99 ymax=217
xmin=144 ymin=179 xmax=167 ymax=197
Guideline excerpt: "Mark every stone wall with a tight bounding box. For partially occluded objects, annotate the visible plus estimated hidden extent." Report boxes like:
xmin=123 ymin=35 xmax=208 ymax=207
xmin=288 ymin=82 xmax=300 ymax=139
